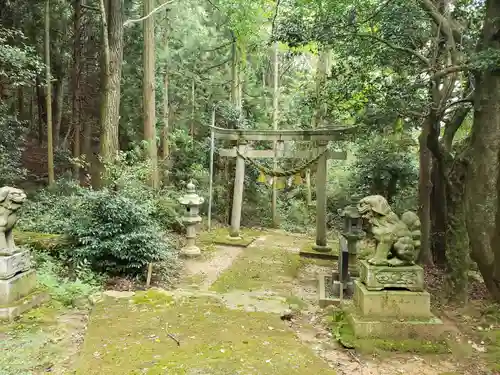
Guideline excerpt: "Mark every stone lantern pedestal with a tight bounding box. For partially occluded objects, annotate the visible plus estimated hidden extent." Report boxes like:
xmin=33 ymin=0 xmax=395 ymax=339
xmin=178 ymin=182 xmax=204 ymax=258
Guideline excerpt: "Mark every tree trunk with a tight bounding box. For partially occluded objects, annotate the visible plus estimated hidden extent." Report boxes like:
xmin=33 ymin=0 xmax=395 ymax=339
xmin=99 ymin=0 xmax=123 ymax=167
xmin=162 ymin=11 xmax=169 ymax=165
xmin=445 ymin=160 xmax=469 ymax=303
xmin=418 ymin=119 xmax=433 ymax=265
xmin=271 ymin=41 xmax=279 ymax=228
xmin=36 ymin=76 xmax=45 ymax=145
xmin=227 ymin=39 xmax=239 ymax=225
xmin=45 ymin=0 xmax=55 ymax=186
xmin=143 ymin=0 xmax=159 ymax=189
xmin=72 ymin=0 xmax=82 ymax=179
xmin=430 ymin=159 xmax=447 ymax=266
xmin=53 ymin=78 xmax=64 ymax=147
xmin=190 ymin=78 xmax=195 ymax=137
xmin=464 ymin=0 xmax=500 ymax=302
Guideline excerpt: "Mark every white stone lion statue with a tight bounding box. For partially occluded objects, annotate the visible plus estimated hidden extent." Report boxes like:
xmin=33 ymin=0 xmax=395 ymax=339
xmin=0 ymin=186 xmax=27 ymax=254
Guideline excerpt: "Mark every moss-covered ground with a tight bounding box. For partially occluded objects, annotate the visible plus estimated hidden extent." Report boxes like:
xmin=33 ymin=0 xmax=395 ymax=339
xmin=0 ymin=301 xmax=87 ymax=375
xmin=75 ymin=290 xmax=335 ymax=375
xmin=198 ymin=227 xmax=262 ymax=247
xmin=209 ymin=246 xmax=303 ymax=294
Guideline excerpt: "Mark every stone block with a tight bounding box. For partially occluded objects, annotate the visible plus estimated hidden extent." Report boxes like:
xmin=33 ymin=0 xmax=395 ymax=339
xmin=353 ymin=280 xmax=431 ymax=318
xmin=0 ymin=270 xmax=36 ymax=305
xmin=0 ymin=292 xmax=50 ymax=321
xmin=346 ymin=310 xmax=446 ymax=339
xmin=0 ymin=250 xmax=31 ymax=280
xmin=359 ymin=260 xmax=424 ymax=291
xmin=341 ymin=300 xmax=447 ymax=339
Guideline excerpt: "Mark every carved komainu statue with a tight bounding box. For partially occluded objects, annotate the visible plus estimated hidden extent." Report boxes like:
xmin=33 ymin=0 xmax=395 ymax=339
xmin=0 ymin=186 xmax=27 ymax=254
xmin=357 ymin=195 xmax=421 ymax=267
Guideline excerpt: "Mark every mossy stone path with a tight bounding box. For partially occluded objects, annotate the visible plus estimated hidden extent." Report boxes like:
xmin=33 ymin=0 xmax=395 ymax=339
xmin=76 ymin=231 xmax=336 ymax=374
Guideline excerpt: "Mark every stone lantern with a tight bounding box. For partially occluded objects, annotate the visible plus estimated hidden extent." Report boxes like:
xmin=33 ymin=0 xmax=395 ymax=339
xmin=339 ymin=205 xmax=365 ymax=275
xmin=178 ymin=181 xmax=204 ymax=257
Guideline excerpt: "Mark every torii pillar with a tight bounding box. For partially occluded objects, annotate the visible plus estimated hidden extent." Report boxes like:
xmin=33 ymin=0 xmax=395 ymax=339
xmin=313 ymin=140 xmax=331 ymax=252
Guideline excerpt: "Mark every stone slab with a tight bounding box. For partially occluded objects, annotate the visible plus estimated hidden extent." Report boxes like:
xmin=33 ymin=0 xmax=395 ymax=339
xmin=299 ymin=246 xmax=338 ymax=260
xmin=353 ymin=280 xmax=431 ymax=318
xmin=343 ymin=301 xmax=446 ymax=339
xmin=318 ymin=274 xmax=355 ymax=308
xmin=318 ymin=274 xmax=340 ymax=307
xmin=0 ymin=250 xmax=31 ymax=280
xmin=359 ymin=260 xmax=424 ymax=291
xmin=0 ymin=291 xmax=50 ymax=321
xmin=0 ymin=269 xmax=36 ymax=305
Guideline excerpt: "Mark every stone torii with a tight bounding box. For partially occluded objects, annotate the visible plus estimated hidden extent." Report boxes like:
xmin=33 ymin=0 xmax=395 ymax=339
xmin=208 ymin=125 xmax=355 ymax=252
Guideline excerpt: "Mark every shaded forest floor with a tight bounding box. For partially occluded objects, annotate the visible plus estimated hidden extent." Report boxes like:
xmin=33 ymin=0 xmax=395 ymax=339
xmin=1 ymin=229 xmax=499 ymax=374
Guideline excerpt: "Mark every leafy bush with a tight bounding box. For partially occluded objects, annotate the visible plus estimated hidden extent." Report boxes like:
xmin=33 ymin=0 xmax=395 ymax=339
xmin=63 ymin=188 xmax=177 ymax=276
xmin=20 ymin=153 xmax=180 ymax=280
xmin=0 ymin=106 xmax=28 ymax=185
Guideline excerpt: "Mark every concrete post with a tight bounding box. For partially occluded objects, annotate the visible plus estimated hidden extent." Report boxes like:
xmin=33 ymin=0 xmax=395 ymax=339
xmin=229 ymin=142 xmax=246 ymax=238
xmin=313 ymin=141 xmax=331 ymax=251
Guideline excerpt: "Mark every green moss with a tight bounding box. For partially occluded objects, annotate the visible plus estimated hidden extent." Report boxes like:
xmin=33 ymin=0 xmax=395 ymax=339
xmin=210 ymin=247 xmax=304 ymax=293
xmin=285 ymin=295 xmax=307 ymax=309
xmin=13 ymin=230 xmax=69 ymax=252
xmin=131 ymin=289 xmax=174 ymax=306
xmin=198 ymin=227 xmax=261 ymax=247
xmin=328 ymin=309 xmax=450 ymax=355
xmin=76 ymin=293 xmax=335 ymax=375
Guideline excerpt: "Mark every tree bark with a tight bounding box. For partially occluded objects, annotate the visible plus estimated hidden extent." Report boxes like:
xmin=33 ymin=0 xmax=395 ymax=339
xmin=271 ymin=41 xmax=279 ymax=228
xmin=45 ymin=0 xmax=55 ymax=186
xmin=418 ymin=120 xmax=434 ymax=266
xmin=162 ymin=13 xmax=169 ymax=163
xmin=53 ymin=78 xmax=64 ymax=147
xmin=72 ymin=0 xmax=82 ymax=179
xmin=464 ymin=0 xmax=500 ymax=302
xmin=99 ymin=0 xmax=123 ymax=167
xmin=143 ymin=0 xmax=159 ymax=189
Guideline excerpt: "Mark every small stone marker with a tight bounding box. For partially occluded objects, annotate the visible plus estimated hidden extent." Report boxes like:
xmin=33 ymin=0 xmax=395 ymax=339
xmin=178 ymin=182 xmax=204 ymax=257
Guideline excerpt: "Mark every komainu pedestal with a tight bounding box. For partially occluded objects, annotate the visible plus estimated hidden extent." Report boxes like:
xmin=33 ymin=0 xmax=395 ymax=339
xmin=359 ymin=260 xmax=424 ymax=292
xmin=341 ymin=195 xmax=446 ymax=339
xmin=0 ymin=186 xmax=49 ymax=320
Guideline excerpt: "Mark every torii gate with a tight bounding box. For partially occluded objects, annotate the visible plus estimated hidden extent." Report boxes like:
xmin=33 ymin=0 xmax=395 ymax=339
xmin=208 ymin=125 xmax=355 ymax=252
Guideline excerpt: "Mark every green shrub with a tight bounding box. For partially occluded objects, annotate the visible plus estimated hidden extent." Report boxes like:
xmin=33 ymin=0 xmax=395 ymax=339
xmin=0 ymin=106 xmax=28 ymax=185
xmin=64 ymin=189 xmax=177 ymax=277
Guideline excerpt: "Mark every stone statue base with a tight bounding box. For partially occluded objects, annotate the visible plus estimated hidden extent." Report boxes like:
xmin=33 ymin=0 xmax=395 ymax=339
xmin=0 ymin=250 xmax=31 ymax=280
xmin=0 ymin=248 xmax=49 ymax=321
xmin=342 ymin=279 xmax=446 ymax=339
xmin=359 ymin=260 xmax=424 ymax=292
xmin=353 ymin=280 xmax=430 ymax=318
xmin=0 ymin=292 xmax=50 ymax=321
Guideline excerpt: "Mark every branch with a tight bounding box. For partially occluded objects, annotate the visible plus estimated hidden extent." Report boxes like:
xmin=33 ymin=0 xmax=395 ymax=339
xmin=431 ymin=65 xmax=469 ymax=81
xmin=356 ymin=33 xmax=430 ymax=66
xmin=123 ymin=0 xmax=176 ymax=27
xmin=418 ymin=0 xmax=462 ymax=43
xmin=443 ymin=105 xmax=471 ymax=152
xmin=81 ymin=4 xmax=99 ymax=12
xmin=444 ymin=97 xmax=474 ymax=111
xmin=202 ymin=41 xmax=233 ymax=53
xmin=270 ymin=0 xmax=282 ymax=41
xmin=199 ymin=58 xmax=232 ymax=73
